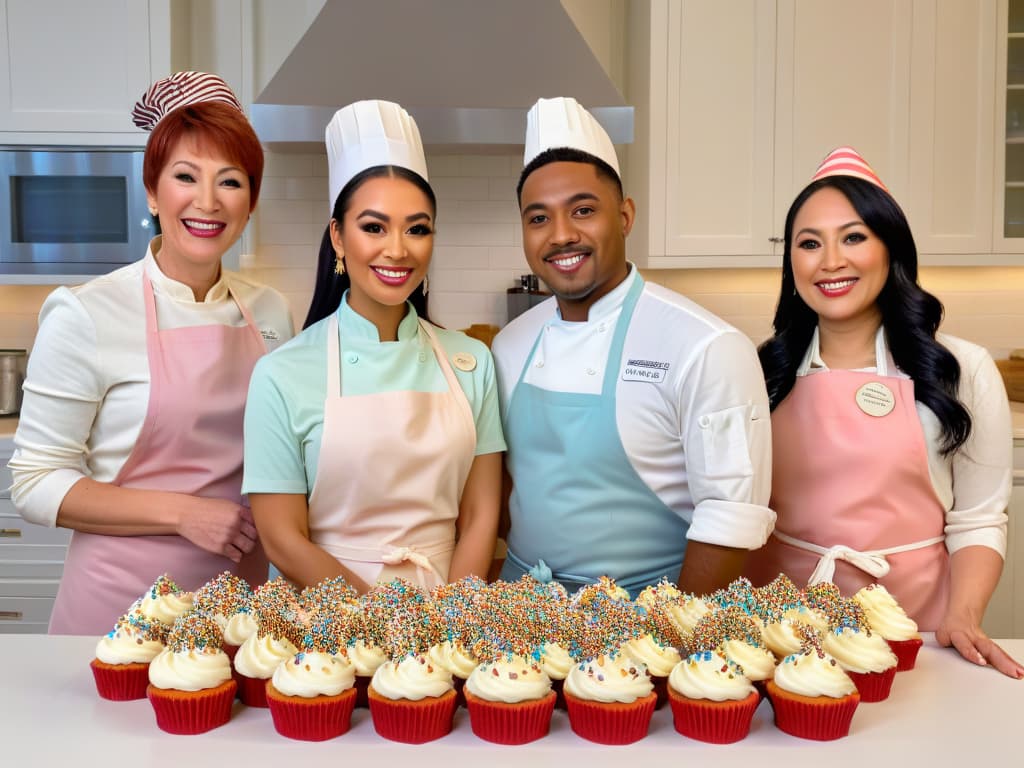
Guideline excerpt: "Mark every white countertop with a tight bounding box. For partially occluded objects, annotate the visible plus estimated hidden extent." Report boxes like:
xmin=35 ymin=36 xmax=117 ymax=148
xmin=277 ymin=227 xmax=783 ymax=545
xmin=0 ymin=635 xmax=1020 ymax=766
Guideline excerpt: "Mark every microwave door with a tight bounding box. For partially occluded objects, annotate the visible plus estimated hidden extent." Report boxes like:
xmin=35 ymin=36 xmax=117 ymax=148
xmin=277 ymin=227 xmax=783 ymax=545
xmin=1 ymin=148 xmax=150 ymax=276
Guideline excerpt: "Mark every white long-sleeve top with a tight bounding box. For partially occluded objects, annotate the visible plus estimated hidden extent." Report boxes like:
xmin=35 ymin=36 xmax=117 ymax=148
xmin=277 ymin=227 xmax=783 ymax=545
xmin=491 ymin=267 xmax=776 ymax=550
xmin=798 ymin=327 xmax=1011 ymax=557
xmin=8 ymin=240 xmax=295 ymax=527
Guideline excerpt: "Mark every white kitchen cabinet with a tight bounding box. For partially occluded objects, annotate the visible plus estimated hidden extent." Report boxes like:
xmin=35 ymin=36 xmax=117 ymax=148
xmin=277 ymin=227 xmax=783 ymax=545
xmin=995 ymin=0 xmax=1024 ymax=253
xmin=626 ymin=0 xmax=778 ymax=267
xmin=906 ymin=0 xmax=996 ymax=257
xmin=628 ymin=0 xmax=1005 ymax=267
xmin=0 ymin=438 xmax=69 ymax=634
xmin=0 ymin=0 xmax=170 ymax=144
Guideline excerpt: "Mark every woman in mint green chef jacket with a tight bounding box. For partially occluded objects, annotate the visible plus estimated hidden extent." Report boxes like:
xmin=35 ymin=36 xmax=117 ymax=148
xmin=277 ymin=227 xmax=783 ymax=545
xmin=242 ymin=100 xmax=504 ymax=593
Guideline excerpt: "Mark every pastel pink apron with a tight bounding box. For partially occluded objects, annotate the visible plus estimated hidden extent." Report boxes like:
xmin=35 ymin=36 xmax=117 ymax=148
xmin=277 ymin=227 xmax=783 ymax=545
xmin=307 ymin=313 xmax=476 ymax=591
xmin=49 ymin=272 xmax=269 ymax=635
xmin=745 ymin=369 xmax=949 ymax=629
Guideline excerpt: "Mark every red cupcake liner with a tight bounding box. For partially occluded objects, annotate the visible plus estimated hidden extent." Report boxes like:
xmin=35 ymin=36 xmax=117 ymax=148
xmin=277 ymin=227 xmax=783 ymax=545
xmin=223 ymin=644 xmax=239 ymax=663
xmin=651 ymin=676 xmax=669 ymax=709
xmin=453 ymin=675 xmax=467 ymax=708
xmin=668 ymin=688 xmax=759 ymax=744
xmin=368 ymin=685 xmax=458 ymax=744
xmin=236 ymin=673 xmax=270 ymax=707
xmin=564 ymin=690 xmax=657 ymax=745
xmin=766 ymin=680 xmax=860 ymax=741
xmin=465 ymin=689 xmax=556 ymax=745
xmin=90 ymin=658 xmax=150 ymax=701
xmin=551 ymin=678 xmax=567 ymax=710
xmin=147 ymin=680 xmax=237 ymax=735
xmin=266 ymin=682 xmax=357 ymax=741
xmin=846 ymin=667 xmax=897 ymax=702
xmin=887 ymin=637 xmax=923 ymax=671
xmin=354 ymin=675 xmax=371 ymax=708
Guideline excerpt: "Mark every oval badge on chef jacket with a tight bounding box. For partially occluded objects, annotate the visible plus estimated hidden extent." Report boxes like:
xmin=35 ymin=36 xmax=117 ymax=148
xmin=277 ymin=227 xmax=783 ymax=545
xmin=452 ymin=352 xmax=477 ymax=372
xmin=855 ymin=381 xmax=896 ymax=417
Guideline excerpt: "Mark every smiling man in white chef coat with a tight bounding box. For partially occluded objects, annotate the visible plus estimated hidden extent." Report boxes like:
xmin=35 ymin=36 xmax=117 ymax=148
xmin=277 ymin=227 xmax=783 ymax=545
xmin=492 ymin=97 xmax=776 ymax=597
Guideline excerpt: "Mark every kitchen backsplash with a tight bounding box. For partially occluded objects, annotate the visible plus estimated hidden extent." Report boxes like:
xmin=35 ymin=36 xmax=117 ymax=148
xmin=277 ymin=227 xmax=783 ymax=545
xmin=3 ymin=149 xmax=1024 ymax=360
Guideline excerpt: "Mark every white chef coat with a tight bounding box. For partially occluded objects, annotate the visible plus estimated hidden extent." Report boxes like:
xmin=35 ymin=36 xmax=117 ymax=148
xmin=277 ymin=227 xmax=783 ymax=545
xmin=491 ymin=266 xmax=776 ymax=550
xmin=8 ymin=239 xmax=295 ymax=527
xmin=798 ymin=327 xmax=1011 ymax=557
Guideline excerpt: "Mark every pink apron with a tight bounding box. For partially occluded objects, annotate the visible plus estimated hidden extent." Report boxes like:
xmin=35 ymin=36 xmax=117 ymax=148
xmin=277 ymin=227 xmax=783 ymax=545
xmin=745 ymin=368 xmax=949 ymax=629
xmin=307 ymin=313 xmax=476 ymax=592
xmin=49 ymin=272 xmax=269 ymax=635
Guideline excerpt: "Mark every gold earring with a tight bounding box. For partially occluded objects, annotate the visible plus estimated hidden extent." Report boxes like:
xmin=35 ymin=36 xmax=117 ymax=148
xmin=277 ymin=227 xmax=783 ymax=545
xmin=334 ymin=257 xmax=345 ymax=275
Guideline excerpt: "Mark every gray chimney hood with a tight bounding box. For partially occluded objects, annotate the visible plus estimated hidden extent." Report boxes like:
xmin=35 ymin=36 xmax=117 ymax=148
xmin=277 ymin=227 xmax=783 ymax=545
xmin=250 ymin=0 xmax=632 ymax=150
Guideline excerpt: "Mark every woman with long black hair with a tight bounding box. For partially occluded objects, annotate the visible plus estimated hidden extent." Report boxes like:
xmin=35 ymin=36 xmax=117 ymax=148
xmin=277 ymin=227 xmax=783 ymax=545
xmin=242 ymin=100 xmax=504 ymax=594
xmin=747 ymin=147 xmax=1021 ymax=678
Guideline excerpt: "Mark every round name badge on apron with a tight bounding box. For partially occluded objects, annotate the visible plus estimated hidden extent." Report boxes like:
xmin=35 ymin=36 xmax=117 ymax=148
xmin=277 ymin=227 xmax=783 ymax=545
xmin=452 ymin=352 xmax=476 ymax=372
xmin=855 ymin=381 xmax=895 ymax=417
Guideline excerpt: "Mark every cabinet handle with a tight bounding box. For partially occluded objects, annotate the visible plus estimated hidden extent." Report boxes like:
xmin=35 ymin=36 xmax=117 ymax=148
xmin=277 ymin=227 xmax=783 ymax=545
xmin=0 ymin=611 xmax=23 ymax=621
xmin=0 ymin=528 xmax=22 ymax=538
xmin=768 ymin=236 xmax=784 ymax=244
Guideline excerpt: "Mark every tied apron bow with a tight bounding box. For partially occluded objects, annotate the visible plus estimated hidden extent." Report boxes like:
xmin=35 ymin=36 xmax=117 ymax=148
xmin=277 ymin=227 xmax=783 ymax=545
xmin=380 ymin=545 xmax=447 ymax=590
xmin=772 ymin=531 xmax=946 ymax=585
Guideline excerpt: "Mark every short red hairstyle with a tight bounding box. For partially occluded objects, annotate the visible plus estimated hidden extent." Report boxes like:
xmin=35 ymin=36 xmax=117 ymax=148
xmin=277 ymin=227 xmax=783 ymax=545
xmin=142 ymin=101 xmax=264 ymax=212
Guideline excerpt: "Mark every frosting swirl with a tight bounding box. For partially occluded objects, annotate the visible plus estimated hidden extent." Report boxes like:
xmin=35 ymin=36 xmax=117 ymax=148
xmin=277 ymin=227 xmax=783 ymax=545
xmin=465 ymin=655 xmax=552 ymax=703
xmin=623 ymin=635 xmax=681 ymax=677
xmin=540 ymin=642 xmax=572 ymax=681
xmin=665 ymin=596 xmax=710 ymax=635
xmin=148 ymin=648 xmax=231 ymax=691
xmin=564 ymin=653 xmax=653 ymax=703
xmin=669 ymin=651 xmax=756 ymax=702
xmin=773 ymin=648 xmax=856 ymax=699
xmin=427 ymin=641 xmax=477 ymax=680
xmin=370 ymin=654 xmax=453 ymax=701
xmin=852 ymin=584 xmax=920 ymax=641
xmin=721 ymin=639 xmax=776 ymax=682
xmin=95 ymin=613 xmax=166 ymax=664
xmin=221 ymin=612 xmax=258 ymax=647
xmin=348 ymin=639 xmax=388 ymax=677
xmin=232 ymin=632 xmax=298 ymax=679
xmin=762 ymin=619 xmax=817 ymax=659
xmin=137 ymin=590 xmax=193 ymax=627
xmin=271 ymin=651 xmax=355 ymax=698
xmin=823 ymin=627 xmax=898 ymax=674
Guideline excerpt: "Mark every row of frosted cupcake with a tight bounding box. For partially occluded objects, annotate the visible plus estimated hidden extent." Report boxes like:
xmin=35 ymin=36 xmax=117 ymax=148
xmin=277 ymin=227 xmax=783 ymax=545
xmin=89 ymin=571 xmax=922 ymax=743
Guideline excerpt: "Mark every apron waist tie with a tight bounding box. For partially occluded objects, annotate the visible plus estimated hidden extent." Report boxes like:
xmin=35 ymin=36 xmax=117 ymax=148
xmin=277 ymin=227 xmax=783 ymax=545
xmin=318 ymin=539 xmax=453 ymax=592
xmin=772 ymin=531 xmax=946 ymax=585
xmin=505 ymin=549 xmax=602 ymax=588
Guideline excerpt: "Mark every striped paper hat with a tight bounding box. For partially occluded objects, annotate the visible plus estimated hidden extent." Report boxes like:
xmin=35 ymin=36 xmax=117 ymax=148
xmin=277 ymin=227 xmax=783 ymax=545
xmin=131 ymin=71 xmax=244 ymax=131
xmin=811 ymin=146 xmax=888 ymax=191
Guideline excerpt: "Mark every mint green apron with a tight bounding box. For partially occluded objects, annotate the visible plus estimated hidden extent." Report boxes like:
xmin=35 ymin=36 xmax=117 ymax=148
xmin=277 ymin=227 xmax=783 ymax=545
xmin=500 ymin=274 xmax=689 ymax=598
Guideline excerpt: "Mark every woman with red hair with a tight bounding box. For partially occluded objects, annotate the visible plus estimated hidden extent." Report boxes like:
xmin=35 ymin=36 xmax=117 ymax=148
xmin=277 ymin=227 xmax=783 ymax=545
xmin=8 ymin=72 xmax=294 ymax=634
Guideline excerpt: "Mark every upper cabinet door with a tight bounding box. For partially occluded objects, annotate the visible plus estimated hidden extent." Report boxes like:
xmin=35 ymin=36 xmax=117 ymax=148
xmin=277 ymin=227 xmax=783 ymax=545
xmin=907 ymin=0 xmax=996 ymax=257
xmin=657 ymin=0 xmax=777 ymax=262
xmin=773 ymin=0 xmax=913 ymax=226
xmin=0 ymin=0 xmax=169 ymax=140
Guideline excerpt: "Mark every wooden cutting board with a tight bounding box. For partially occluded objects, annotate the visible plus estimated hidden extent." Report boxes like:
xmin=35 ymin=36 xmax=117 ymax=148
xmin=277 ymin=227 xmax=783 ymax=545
xmin=996 ymin=356 xmax=1024 ymax=402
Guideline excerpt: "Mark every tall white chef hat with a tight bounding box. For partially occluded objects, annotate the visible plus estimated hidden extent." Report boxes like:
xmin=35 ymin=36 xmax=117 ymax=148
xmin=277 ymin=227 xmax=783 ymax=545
xmin=326 ymin=100 xmax=429 ymax=210
xmin=523 ymin=96 xmax=620 ymax=177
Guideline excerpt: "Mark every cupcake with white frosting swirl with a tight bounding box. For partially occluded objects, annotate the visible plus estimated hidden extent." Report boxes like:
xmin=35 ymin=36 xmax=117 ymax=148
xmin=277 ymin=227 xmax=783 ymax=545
xmin=146 ymin=612 xmax=236 ymax=734
xmin=667 ymin=650 xmax=759 ymax=743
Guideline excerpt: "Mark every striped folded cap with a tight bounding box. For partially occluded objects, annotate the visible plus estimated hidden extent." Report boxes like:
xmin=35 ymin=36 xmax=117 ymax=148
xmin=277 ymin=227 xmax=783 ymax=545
xmin=810 ymin=146 xmax=888 ymax=191
xmin=131 ymin=71 xmax=244 ymax=131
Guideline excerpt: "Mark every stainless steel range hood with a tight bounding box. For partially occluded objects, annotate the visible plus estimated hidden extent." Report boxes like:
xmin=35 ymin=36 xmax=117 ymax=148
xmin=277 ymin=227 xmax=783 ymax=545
xmin=250 ymin=0 xmax=632 ymax=150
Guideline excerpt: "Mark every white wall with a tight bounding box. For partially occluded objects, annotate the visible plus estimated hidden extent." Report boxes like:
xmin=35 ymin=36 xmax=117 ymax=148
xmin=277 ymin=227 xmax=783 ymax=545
xmin=4 ymin=147 xmax=1024 ymax=365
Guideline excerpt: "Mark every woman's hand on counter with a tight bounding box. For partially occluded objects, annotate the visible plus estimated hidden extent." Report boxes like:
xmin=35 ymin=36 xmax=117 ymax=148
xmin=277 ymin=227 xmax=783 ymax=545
xmin=175 ymin=498 xmax=258 ymax=563
xmin=938 ymin=545 xmax=1024 ymax=679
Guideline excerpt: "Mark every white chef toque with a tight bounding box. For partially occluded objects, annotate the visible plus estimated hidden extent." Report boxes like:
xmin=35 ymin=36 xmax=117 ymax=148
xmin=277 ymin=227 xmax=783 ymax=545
xmin=522 ymin=96 xmax=620 ymax=177
xmin=326 ymin=100 xmax=429 ymax=210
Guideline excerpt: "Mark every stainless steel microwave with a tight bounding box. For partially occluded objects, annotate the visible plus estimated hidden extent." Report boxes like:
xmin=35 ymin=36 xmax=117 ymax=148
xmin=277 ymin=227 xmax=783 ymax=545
xmin=0 ymin=147 xmax=153 ymax=276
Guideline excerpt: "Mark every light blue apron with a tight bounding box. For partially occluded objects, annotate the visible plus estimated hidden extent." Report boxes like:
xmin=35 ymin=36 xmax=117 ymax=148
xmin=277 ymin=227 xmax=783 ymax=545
xmin=500 ymin=274 xmax=689 ymax=598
